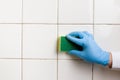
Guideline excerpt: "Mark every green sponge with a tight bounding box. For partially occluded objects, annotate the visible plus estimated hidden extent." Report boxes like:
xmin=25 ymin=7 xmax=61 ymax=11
xmin=58 ymin=36 xmax=83 ymax=52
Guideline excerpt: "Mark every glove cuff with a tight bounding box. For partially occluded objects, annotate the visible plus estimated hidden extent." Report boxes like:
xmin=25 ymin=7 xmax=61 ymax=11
xmin=100 ymin=51 xmax=110 ymax=66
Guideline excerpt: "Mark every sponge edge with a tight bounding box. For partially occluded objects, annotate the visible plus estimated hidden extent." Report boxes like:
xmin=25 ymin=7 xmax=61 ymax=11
xmin=58 ymin=36 xmax=83 ymax=52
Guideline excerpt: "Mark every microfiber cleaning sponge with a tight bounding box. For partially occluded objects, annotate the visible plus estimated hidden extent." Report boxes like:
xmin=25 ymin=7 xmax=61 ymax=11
xmin=58 ymin=36 xmax=83 ymax=52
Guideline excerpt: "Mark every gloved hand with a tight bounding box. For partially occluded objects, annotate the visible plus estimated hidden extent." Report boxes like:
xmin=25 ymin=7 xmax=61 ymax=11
xmin=66 ymin=31 xmax=110 ymax=66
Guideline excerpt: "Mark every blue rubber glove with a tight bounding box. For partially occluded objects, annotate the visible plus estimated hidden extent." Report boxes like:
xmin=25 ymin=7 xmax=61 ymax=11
xmin=66 ymin=31 xmax=110 ymax=66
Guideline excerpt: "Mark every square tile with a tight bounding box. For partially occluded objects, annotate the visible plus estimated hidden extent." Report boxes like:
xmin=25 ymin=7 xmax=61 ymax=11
xmin=94 ymin=25 xmax=120 ymax=51
xmin=95 ymin=0 xmax=120 ymax=24
xmin=23 ymin=0 xmax=57 ymax=23
xmin=0 ymin=59 xmax=21 ymax=80
xmin=23 ymin=24 xmax=57 ymax=59
xmin=59 ymin=0 xmax=93 ymax=23
xmin=0 ymin=0 xmax=22 ymax=23
xmin=58 ymin=25 xmax=93 ymax=59
xmin=23 ymin=60 xmax=57 ymax=80
xmin=58 ymin=60 xmax=92 ymax=80
xmin=93 ymin=64 xmax=120 ymax=80
xmin=0 ymin=24 xmax=21 ymax=58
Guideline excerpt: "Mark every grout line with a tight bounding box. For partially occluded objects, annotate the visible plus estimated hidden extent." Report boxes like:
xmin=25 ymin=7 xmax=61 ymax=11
xmin=21 ymin=0 xmax=23 ymax=80
xmin=21 ymin=25 xmax=23 ymax=80
xmin=93 ymin=0 xmax=95 ymax=36
xmin=92 ymin=64 xmax=94 ymax=80
xmin=92 ymin=0 xmax=95 ymax=80
xmin=58 ymin=23 xmax=120 ymax=25
xmin=0 ymin=58 xmax=21 ymax=59
xmin=0 ymin=23 xmax=57 ymax=25
xmin=93 ymin=23 xmax=120 ymax=25
xmin=1 ymin=23 xmax=120 ymax=25
xmin=0 ymin=58 xmax=82 ymax=60
xmin=22 ymin=58 xmax=57 ymax=60
xmin=0 ymin=23 xmax=92 ymax=25
xmin=57 ymin=0 xmax=59 ymax=80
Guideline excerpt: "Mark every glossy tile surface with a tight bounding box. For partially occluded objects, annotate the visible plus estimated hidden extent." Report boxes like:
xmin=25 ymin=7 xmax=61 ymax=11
xmin=58 ymin=60 xmax=92 ymax=80
xmin=0 ymin=24 xmax=21 ymax=58
xmin=59 ymin=0 xmax=93 ymax=23
xmin=95 ymin=0 xmax=120 ymax=24
xmin=0 ymin=60 xmax=21 ymax=80
xmin=93 ymin=65 xmax=120 ymax=80
xmin=58 ymin=25 xmax=93 ymax=59
xmin=23 ymin=24 xmax=57 ymax=59
xmin=94 ymin=25 xmax=120 ymax=51
xmin=23 ymin=0 xmax=57 ymax=23
xmin=0 ymin=0 xmax=22 ymax=23
xmin=23 ymin=60 xmax=57 ymax=80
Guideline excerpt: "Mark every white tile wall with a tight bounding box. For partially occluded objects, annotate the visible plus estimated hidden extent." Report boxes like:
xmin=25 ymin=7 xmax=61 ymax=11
xmin=23 ymin=0 xmax=57 ymax=23
xmin=0 ymin=0 xmax=22 ymax=23
xmin=95 ymin=0 xmax=120 ymax=24
xmin=59 ymin=0 xmax=93 ymax=24
xmin=23 ymin=24 xmax=57 ymax=59
xmin=0 ymin=24 xmax=21 ymax=58
xmin=23 ymin=60 xmax=57 ymax=80
xmin=58 ymin=60 xmax=92 ymax=80
xmin=0 ymin=0 xmax=120 ymax=80
xmin=94 ymin=25 xmax=120 ymax=51
xmin=0 ymin=59 xmax=21 ymax=80
xmin=93 ymin=64 xmax=120 ymax=80
xmin=58 ymin=25 xmax=93 ymax=59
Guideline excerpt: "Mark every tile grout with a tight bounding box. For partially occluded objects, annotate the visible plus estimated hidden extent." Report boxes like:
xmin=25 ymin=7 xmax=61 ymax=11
xmin=21 ymin=0 xmax=23 ymax=79
xmin=57 ymin=0 xmax=59 ymax=80
xmin=1 ymin=23 xmax=120 ymax=25
xmin=0 ymin=22 xmax=120 ymax=25
xmin=0 ymin=58 xmax=83 ymax=61
xmin=92 ymin=0 xmax=95 ymax=80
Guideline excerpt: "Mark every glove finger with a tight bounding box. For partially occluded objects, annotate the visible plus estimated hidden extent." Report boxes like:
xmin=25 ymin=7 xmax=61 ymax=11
xmin=66 ymin=35 xmax=84 ymax=46
xmin=82 ymin=31 xmax=94 ymax=39
xmin=68 ymin=50 xmax=85 ymax=59
xmin=67 ymin=31 xmax=84 ymax=39
xmin=82 ymin=31 xmax=89 ymax=36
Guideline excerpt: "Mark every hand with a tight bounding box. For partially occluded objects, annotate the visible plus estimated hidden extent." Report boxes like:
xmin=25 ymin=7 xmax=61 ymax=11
xmin=66 ymin=31 xmax=110 ymax=66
